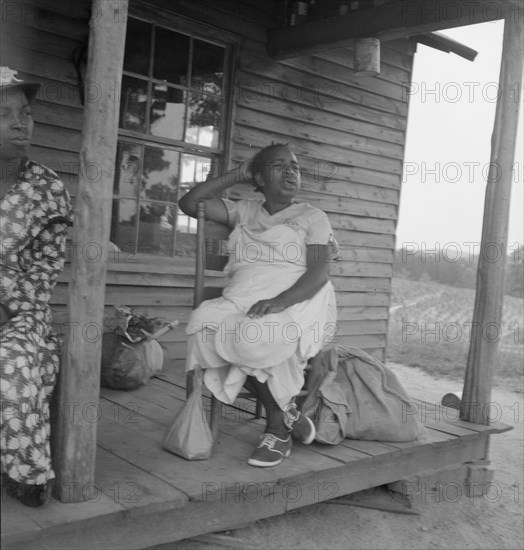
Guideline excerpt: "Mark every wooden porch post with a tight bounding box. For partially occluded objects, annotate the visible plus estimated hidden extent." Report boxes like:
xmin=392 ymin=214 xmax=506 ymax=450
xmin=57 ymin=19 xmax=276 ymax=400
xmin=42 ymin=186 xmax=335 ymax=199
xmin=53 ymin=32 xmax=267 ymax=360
xmin=461 ymin=11 xmax=523 ymax=424
xmin=52 ymin=0 xmax=129 ymax=502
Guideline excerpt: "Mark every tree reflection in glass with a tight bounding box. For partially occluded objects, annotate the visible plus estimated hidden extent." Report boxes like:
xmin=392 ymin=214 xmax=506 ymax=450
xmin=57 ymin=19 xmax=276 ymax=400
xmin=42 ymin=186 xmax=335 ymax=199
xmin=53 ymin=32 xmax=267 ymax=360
xmin=137 ymin=147 xmax=180 ymax=255
xmin=120 ymin=76 xmax=148 ymax=133
xmin=186 ymin=91 xmax=222 ymax=148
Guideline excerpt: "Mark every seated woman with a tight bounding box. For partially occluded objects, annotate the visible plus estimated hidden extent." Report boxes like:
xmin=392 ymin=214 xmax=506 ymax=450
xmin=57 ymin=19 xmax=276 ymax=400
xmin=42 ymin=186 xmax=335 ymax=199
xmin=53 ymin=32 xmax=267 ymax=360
xmin=0 ymin=67 xmax=73 ymax=506
xmin=179 ymin=143 xmax=338 ymax=467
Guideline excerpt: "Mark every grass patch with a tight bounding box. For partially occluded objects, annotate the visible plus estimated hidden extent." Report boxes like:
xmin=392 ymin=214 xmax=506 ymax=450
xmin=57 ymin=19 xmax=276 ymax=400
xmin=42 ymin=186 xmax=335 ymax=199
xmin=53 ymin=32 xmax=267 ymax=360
xmin=386 ymin=277 xmax=524 ymax=392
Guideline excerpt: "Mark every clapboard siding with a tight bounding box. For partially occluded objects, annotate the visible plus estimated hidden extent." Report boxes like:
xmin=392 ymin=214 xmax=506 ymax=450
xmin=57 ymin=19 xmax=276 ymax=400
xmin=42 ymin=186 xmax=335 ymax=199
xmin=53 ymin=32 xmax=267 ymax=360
xmin=234 ymin=109 xmax=404 ymax=160
xmin=337 ymin=249 xmax=393 ymax=264
xmin=232 ymin=22 xmax=414 ymax=361
xmin=163 ymin=336 xmax=388 ymax=363
xmin=3 ymin=0 xmax=90 ymax=41
xmin=33 ymin=101 xmax=84 ymax=131
xmin=315 ymin=50 xmax=411 ymax=85
xmin=237 ymin=63 xmax=408 ymax=130
xmin=33 ymin=123 xmax=82 ymax=153
xmin=241 ymin=55 xmax=410 ymax=120
xmin=2 ymin=22 xmax=83 ymax=60
xmin=2 ymin=45 xmax=82 ymax=85
xmin=296 ymin=190 xmax=398 ymax=217
xmin=234 ymin=91 xmax=406 ymax=144
xmin=335 ymin=229 xmax=395 ymax=249
xmin=3 ymin=0 xmax=416 ymax=363
xmin=244 ymin=32 xmax=415 ymax=74
xmin=1 ymin=1 xmax=88 ymax=188
xmin=284 ymin=56 xmax=409 ymax=105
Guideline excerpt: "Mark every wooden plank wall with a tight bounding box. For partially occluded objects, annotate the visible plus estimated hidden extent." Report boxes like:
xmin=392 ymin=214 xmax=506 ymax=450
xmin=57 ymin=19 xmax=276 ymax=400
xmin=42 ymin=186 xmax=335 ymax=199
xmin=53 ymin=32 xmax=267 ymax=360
xmin=0 ymin=0 xmax=89 ymax=189
xmin=1 ymin=0 xmax=415 ymax=363
xmin=230 ymin=33 xmax=414 ymax=360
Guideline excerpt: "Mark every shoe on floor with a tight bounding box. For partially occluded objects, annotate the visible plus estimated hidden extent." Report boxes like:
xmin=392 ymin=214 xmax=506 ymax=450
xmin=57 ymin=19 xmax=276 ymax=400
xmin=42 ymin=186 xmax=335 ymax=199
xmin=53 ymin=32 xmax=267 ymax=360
xmin=283 ymin=403 xmax=316 ymax=444
xmin=4 ymin=476 xmax=47 ymax=507
xmin=248 ymin=433 xmax=292 ymax=467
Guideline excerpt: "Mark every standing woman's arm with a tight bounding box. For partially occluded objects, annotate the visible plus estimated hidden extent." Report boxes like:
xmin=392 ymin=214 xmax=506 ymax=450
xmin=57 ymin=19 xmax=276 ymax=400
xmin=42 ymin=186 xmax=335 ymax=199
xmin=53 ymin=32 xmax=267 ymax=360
xmin=4 ymin=221 xmax=70 ymax=315
xmin=2 ymin=175 xmax=73 ymax=316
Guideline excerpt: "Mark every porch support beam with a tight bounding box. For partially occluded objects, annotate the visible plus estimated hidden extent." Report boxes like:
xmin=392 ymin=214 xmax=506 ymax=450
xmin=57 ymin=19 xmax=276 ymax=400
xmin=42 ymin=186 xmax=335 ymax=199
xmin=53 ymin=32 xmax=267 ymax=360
xmin=52 ymin=0 xmax=129 ymax=502
xmin=267 ymin=0 xmax=515 ymax=60
xmin=412 ymin=31 xmax=478 ymax=61
xmin=461 ymin=10 xmax=523 ymax=424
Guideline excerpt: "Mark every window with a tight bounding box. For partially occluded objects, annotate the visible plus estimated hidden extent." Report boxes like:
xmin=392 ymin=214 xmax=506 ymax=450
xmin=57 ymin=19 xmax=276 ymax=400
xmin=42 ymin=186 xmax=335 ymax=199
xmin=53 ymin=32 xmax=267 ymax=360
xmin=110 ymin=15 xmax=234 ymax=258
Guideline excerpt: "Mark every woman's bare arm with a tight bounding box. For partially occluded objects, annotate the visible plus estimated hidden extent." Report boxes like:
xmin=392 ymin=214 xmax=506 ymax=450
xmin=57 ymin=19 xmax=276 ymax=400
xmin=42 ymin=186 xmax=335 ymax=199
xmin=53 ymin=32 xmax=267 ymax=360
xmin=178 ymin=161 xmax=252 ymax=225
xmin=246 ymin=244 xmax=333 ymax=318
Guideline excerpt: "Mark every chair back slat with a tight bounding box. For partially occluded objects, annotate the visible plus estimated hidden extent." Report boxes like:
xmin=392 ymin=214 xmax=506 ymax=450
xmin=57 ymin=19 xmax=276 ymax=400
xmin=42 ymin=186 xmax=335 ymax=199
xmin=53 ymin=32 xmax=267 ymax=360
xmin=194 ymin=202 xmax=206 ymax=308
xmin=204 ymin=220 xmax=231 ymax=271
xmin=193 ymin=201 xmax=231 ymax=308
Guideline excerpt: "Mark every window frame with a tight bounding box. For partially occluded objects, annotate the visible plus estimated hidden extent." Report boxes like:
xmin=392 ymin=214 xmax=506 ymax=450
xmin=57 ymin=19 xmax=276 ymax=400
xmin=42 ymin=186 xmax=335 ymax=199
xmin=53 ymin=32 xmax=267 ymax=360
xmin=110 ymin=8 xmax=239 ymax=266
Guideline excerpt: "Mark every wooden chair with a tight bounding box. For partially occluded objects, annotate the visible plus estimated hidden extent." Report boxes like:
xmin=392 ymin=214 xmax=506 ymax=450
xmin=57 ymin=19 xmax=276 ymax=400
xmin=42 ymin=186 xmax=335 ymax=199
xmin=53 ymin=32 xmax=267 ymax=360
xmin=186 ymin=201 xmax=262 ymax=440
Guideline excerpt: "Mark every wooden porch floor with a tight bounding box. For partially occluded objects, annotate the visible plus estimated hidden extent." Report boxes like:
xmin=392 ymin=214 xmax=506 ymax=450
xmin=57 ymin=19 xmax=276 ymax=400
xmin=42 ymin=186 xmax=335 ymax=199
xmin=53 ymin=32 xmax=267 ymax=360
xmin=2 ymin=361 xmax=511 ymax=550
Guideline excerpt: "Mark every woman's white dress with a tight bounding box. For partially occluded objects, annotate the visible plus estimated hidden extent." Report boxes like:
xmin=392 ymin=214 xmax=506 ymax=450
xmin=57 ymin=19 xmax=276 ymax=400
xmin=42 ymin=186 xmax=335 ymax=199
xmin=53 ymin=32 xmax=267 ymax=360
xmin=185 ymin=198 xmax=338 ymax=409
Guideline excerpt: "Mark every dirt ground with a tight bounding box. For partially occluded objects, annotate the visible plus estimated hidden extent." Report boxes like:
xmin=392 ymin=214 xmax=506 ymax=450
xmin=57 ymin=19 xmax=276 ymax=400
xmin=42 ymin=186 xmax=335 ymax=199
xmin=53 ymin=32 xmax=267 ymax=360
xmin=153 ymin=363 xmax=524 ymax=550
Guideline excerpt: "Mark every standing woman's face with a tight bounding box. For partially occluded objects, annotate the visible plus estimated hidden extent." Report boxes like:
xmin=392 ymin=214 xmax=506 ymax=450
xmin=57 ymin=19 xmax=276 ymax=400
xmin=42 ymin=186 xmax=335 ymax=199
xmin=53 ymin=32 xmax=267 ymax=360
xmin=0 ymin=90 xmax=34 ymax=161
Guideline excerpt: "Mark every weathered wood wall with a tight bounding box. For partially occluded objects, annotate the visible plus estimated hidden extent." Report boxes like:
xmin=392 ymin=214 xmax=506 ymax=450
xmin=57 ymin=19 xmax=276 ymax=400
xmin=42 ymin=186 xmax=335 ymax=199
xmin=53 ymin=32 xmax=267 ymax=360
xmin=1 ymin=0 xmax=415 ymax=362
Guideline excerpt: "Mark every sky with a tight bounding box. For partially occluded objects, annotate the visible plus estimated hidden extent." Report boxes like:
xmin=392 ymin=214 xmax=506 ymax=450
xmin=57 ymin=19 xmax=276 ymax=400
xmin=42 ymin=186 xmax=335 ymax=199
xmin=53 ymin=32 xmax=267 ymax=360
xmin=396 ymin=20 xmax=524 ymax=256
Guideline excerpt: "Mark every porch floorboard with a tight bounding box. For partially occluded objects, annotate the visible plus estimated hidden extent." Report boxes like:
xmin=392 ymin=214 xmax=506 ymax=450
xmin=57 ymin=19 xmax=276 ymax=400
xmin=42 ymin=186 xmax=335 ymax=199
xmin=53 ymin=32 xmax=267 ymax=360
xmin=1 ymin=362 xmax=511 ymax=550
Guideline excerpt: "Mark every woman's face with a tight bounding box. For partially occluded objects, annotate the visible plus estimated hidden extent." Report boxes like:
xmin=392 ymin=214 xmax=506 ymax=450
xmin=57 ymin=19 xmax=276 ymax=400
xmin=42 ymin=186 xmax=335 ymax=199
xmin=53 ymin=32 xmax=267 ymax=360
xmin=256 ymin=146 xmax=301 ymax=203
xmin=0 ymin=90 xmax=34 ymax=161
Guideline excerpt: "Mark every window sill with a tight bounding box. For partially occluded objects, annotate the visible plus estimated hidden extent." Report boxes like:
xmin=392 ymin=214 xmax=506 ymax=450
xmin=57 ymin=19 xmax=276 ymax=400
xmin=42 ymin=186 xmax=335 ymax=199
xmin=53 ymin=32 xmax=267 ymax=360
xmin=60 ymin=253 xmax=225 ymax=280
xmin=105 ymin=253 xmax=197 ymax=275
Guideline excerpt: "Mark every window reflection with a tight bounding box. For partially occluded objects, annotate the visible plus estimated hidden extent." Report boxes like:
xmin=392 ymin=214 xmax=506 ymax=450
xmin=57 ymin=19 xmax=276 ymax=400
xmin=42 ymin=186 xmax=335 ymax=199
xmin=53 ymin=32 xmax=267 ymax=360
xmin=120 ymin=76 xmax=148 ymax=132
xmin=181 ymin=154 xmax=211 ymax=186
xmin=177 ymin=154 xmax=211 ymax=234
xmin=114 ymin=142 xmax=142 ymax=197
xmin=123 ymin=18 xmax=152 ymax=75
xmin=149 ymin=84 xmax=186 ymax=140
xmin=138 ymin=201 xmax=173 ymax=255
xmin=186 ymin=93 xmax=221 ymax=148
xmin=111 ymin=198 xmax=138 ymax=253
xmin=154 ymin=27 xmax=190 ymax=85
xmin=192 ymin=39 xmax=224 ymax=95
xmin=142 ymin=146 xmax=180 ymax=201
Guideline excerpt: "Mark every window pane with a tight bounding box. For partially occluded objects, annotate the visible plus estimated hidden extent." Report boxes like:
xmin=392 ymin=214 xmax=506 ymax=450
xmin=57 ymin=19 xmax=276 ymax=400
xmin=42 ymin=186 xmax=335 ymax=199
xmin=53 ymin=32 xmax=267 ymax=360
xmin=180 ymin=154 xmax=212 ymax=188
xmin=175 ymin=210 xmax=197 ymax=236
xmin=120 ymin=76 xmax=148 ymax=132
xmin=123 ymin=18 xmax=152 ymax=75
xmin=142 ymin=146 xmax=180 ymax=201
xmin=110 ymin=199 xmax=138 ymax=253
xmin=177 ymin=154 xmax=211 ymax=235
xmin=175 ymin=191 xmax=197 ymax=257
xmin=114 ymin=141 xmax=142 ymax=196
xmin=192 ymin=39 xmax=224 ymax=95
xmin=149 ymin=83 xmax=186 ymax=140
xmin=154 ymin=27 xmax=190 ymax=85
xmin=186 ymin=93 xmax=221 ymax=148
xmin=138 ymin=201 xmax=173 ymax=255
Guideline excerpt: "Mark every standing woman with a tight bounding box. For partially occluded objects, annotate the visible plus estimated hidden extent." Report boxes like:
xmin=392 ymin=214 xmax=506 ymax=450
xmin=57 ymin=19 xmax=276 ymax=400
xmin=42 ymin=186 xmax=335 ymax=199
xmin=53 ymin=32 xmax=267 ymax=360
xmin=0 ymin=67 xmax=73 ymax=506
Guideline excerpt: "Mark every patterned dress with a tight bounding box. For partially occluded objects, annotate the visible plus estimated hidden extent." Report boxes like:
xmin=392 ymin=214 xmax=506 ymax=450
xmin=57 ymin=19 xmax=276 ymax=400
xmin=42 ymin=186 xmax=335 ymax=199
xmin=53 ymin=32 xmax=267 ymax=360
xmin=0 ymin=160 xmax=73 ymax=486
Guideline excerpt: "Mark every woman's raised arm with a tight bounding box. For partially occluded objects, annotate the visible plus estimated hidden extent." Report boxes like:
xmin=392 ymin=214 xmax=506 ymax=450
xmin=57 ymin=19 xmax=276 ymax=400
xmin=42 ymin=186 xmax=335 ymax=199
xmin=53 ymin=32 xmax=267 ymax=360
xmin=178 ymin=161 xmax=252 ymax=225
